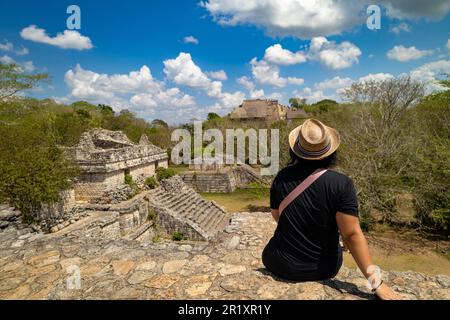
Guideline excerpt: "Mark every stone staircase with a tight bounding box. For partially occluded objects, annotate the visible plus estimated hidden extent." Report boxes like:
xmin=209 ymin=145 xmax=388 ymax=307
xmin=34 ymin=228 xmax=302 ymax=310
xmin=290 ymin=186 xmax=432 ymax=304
xmin=148 ymin=176 xmax=230 ymax=241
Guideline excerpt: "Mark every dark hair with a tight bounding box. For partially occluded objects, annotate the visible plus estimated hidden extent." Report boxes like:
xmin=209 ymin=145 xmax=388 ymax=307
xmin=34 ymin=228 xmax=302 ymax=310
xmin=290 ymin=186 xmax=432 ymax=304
xmin=288 ymin=148 xmax=338 ymax=169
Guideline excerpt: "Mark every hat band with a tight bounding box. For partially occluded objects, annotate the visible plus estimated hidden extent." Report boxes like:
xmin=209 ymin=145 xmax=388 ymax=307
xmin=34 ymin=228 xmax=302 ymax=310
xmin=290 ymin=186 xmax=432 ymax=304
xmin=296 ymin=138 xmax=331 ymax=158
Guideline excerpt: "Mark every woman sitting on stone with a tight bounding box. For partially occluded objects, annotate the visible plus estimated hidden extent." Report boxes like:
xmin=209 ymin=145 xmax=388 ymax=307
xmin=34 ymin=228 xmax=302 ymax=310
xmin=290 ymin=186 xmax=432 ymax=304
xmin=262 ymin=119 xmax=401 ymax=300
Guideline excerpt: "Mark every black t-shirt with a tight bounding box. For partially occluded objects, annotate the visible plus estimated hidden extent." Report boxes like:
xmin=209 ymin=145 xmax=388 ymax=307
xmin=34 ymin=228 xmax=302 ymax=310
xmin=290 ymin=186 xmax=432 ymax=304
xmin=263 ymin=163 xmax=359 ymax=281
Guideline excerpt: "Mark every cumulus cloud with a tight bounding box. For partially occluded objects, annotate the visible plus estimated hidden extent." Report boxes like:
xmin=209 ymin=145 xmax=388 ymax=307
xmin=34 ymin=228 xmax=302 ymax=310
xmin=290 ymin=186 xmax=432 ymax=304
xmin=236 ymin=76 xmax=255 ymax=91
xmin=0 ymin=40 xmax=13 ymax=52
xmin=447 ymin=39 xmax=450 ymax=51
xmin=389 ymin=23 xmax=411 ymax=35
xmin=236 ymin=76 xmax=269 ymax=99
xmin=0 ymin=55 xmax=15 ymax=65
xmin=64 ymin=64 xmax=195 ymax=115
xmin=308 ymin=37 xmax=361 ymax=69
xmin=264 ymin=44 xmax=306 ymax=65
xmin=315 ymin=76 xmax=353 ymax=91
xmin=207 ymin=70 xmax=228 ymax=80
xmin=202 ymin=0 xmax=450 ymax=39
xmin=409 ymin=60 xmax=450 ymax=91
xmin=250 ymin=89 xmax=265 ymax=99
xmin=16 ymin=46 xmax=29 ymax=56
xmin=0 ymin=40 xmax=29 ymax=56
xmin=183 ymin=35 xmax=199 ymax=45
xmin=20 ymin=25 xmax=93 ymax=50
xmin=387 ymin=45 xmax=433 ymax=62
xmin=293 ymin=87 xmax=329 ymax=103
xmin=164 ymin=52 xmax=246 ymax=113
xmin=358 ymin=73 xmax=395 ymax=82
xmin=201 ymin=0 xmax=363 ymax=39
xmin=250 ymin=58 xmax=303 ymax=87
xmin=380 ymin=0 xmax=450 ymax=20
xmin=163 ymin=52 xmax=211 ymax=88
xmin=0 ymin=54 xmax=35 ymax=72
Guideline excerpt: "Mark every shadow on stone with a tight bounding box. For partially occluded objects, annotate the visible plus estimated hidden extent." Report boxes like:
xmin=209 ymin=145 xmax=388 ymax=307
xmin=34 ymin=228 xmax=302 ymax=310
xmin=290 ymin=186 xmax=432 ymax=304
xmin=320 ymin=279 xmax=375 ymax=300
xmin=255 ymin=267 xmax=375 ymax=300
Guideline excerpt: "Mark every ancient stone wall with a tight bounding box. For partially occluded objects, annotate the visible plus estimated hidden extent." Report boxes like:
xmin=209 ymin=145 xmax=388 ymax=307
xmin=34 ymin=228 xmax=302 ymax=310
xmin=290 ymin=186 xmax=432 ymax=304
xmin=180 ymin=165 xmax=268 ymax=193
xmin=180 ymin=171 xmax=236 ymax=193
xmin=151 ymin=205 xmax=205 ymax=241
xmin=36 ymin=189 xmax=82 ymax=232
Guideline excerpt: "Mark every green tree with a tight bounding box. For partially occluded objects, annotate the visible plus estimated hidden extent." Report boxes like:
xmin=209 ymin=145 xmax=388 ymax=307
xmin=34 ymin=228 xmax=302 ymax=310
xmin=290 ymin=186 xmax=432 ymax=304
xmin=207 ymin=112 xmax=221 ymax=121
xmin=0 ymin=122 xmax=78 ymax=223
xmin=0 ymin=63 xmax=49 ymax=100
xmin=151 ymin=119 xmax=169 ymax=129
xmin=289 ymin=97 xmax=307 ymax=110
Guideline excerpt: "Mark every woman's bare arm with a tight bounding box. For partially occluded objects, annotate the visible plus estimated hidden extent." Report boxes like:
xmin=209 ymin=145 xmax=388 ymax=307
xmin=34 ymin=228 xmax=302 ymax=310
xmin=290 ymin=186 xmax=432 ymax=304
xmin=336 ymin=212 xmax=402 ymax=300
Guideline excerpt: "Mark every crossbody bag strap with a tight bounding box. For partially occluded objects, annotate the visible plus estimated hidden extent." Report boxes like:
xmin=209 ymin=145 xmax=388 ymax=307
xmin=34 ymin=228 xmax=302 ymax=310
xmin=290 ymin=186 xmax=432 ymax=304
xmin=278 ymin=168 xmax=328 ymax=215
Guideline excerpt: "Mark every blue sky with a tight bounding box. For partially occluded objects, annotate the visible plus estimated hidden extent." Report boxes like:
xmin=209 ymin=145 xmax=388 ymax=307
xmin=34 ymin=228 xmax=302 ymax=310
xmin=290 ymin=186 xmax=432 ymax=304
xmin=0 ymin=0 xmax=449 ymax=124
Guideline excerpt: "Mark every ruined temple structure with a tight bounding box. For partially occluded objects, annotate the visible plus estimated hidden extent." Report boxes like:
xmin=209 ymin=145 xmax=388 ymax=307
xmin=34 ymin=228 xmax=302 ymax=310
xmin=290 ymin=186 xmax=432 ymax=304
xmin=44 ymin=129 xmax=231 ymax=242
xmin=64 ymin=129 xmax=169 ymax=203
xmin=230 ymin=99 xmax=307 ymax=122
xmin=180 ymin=155 xmax=268 ymax=193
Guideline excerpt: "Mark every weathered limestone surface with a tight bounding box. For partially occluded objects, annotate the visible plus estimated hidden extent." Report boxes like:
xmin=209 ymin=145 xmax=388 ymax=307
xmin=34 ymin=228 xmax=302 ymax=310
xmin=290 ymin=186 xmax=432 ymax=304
xmin=0 ymin=212 xmax=448 ymax=300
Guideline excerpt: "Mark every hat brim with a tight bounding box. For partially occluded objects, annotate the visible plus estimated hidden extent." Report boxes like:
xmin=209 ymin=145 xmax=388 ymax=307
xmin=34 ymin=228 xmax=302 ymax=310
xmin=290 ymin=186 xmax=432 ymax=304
xmin=288 ymin=124 xmax=340 ymax=160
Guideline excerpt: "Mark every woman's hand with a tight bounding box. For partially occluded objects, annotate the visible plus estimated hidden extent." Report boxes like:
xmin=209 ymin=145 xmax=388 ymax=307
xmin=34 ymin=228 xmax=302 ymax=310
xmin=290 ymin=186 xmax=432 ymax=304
xmin=375 ymin=283 xmax=403 ymax=300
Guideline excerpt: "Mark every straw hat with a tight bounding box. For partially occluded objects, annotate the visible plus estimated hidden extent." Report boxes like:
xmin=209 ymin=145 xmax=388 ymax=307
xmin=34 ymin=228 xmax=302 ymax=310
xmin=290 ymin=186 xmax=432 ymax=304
xmin=289 ymin=119 xmax=340 ymax=160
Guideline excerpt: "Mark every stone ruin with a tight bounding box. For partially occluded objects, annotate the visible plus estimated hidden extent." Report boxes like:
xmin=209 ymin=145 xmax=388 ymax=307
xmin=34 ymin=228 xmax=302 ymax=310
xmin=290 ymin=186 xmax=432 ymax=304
xmin=180 ymin=155 xmax=269 ymax=193
xmin=65 ymin=128 xmax=169 ymax=203
xmin=0 ymin=129 xmax=231 ymax=242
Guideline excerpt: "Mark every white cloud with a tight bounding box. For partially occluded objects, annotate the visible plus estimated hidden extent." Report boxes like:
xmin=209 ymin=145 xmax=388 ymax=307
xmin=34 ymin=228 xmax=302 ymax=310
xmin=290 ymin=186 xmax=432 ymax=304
xmin=358 ymin=73 xmax=394 ymax=82
xmin=315 ymin=76 xmax=353 ymax=91
xmin=236 ymin=76 xmax=268 ymax=99
xmin=163 ymin=52 xmax=211 ymax=88
xmin=308 ymin=37 xmax=361 ymax=69
xmin=381 ymin=0 xmax=450 ymax=20
xmin=0 ymin=40 xmax=13 ymax=52
xmin=0 ymin=55 xmax=15 ymax=65
xmin=164 ymin=52 xmax=245 ymax=114
xmin=0 ymin=54 xmax=34 ymax=72
xmin=236 ymin=76 xmax=255 ymax=91
xmin=183 ymin=35 xmax=199 ymax=45
xmin=20 ymin=61 xmax=35 ymax=72
xmin=264 ymin=44 xmax=306 ymax=65
xmin=293 ymin=87 xmax=328 ymax=103
xmin=207 ymin=70 xmax=228 ymax=80
xmin=20 ymin=25 xmax=93 ymax=50
xmin=64 ymin=64 xmax=195 ymax=114
xmin=287 ymin=77 xmax=304 ymax=85
xmin=447 ymin=39 xmax=450 ymax=51
xmin=389 ymin=23 xmax=411 ymax=35
xmin=0 ymin=40 xmax=29 ymax=56
xmin=409 ymin=60 xmax=450 ymax=92
xmin=250 ymin=58 xmax=304 ymax=87
xmin=16 ymin=47 xmax=29 ymax=56
xmin=131 ymin=88 xmax=195 ymax=110
xmin=250 ymin=58 xmax=285 ymax=87
xmin=250 ymin=89 xmax=265 ymax=99
xmin=387 ymin=45 xmax=433 ymax=62
xmin=202 ymin=0 xmax=450 ymax=39
xmin=201 ymin=0 xmax=362 ymax=39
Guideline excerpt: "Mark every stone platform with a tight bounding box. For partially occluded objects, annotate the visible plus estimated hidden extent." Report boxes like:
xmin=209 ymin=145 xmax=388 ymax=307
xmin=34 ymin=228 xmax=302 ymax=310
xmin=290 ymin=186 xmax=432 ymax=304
xmin=0 ymin=212 xmax=448 ymax=300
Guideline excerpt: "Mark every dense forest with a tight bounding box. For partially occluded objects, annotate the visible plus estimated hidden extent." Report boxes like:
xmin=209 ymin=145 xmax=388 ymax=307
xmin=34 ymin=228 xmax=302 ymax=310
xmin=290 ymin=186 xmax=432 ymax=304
xmin=0 ymin=62 xmax=448 ymax=236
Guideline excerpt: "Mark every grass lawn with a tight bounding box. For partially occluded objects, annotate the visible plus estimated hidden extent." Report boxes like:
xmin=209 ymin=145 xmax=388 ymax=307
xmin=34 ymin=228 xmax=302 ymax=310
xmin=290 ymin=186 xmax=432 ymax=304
xmin=200 ymin=188 xmax=270 ymax=213
xmin=170 ymin=164 xmax=190 ymax=174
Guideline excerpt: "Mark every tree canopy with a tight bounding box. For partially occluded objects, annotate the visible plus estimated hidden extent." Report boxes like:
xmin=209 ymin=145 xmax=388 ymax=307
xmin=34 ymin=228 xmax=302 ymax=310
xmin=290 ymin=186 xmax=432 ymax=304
xmin=0 ymin=63 xmax=49 ymax=101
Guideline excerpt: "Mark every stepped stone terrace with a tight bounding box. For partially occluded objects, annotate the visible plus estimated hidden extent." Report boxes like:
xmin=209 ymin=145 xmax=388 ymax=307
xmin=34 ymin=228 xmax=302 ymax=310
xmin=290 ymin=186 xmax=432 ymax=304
xmin=64 ymin=129 xmax=168 ymax=203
